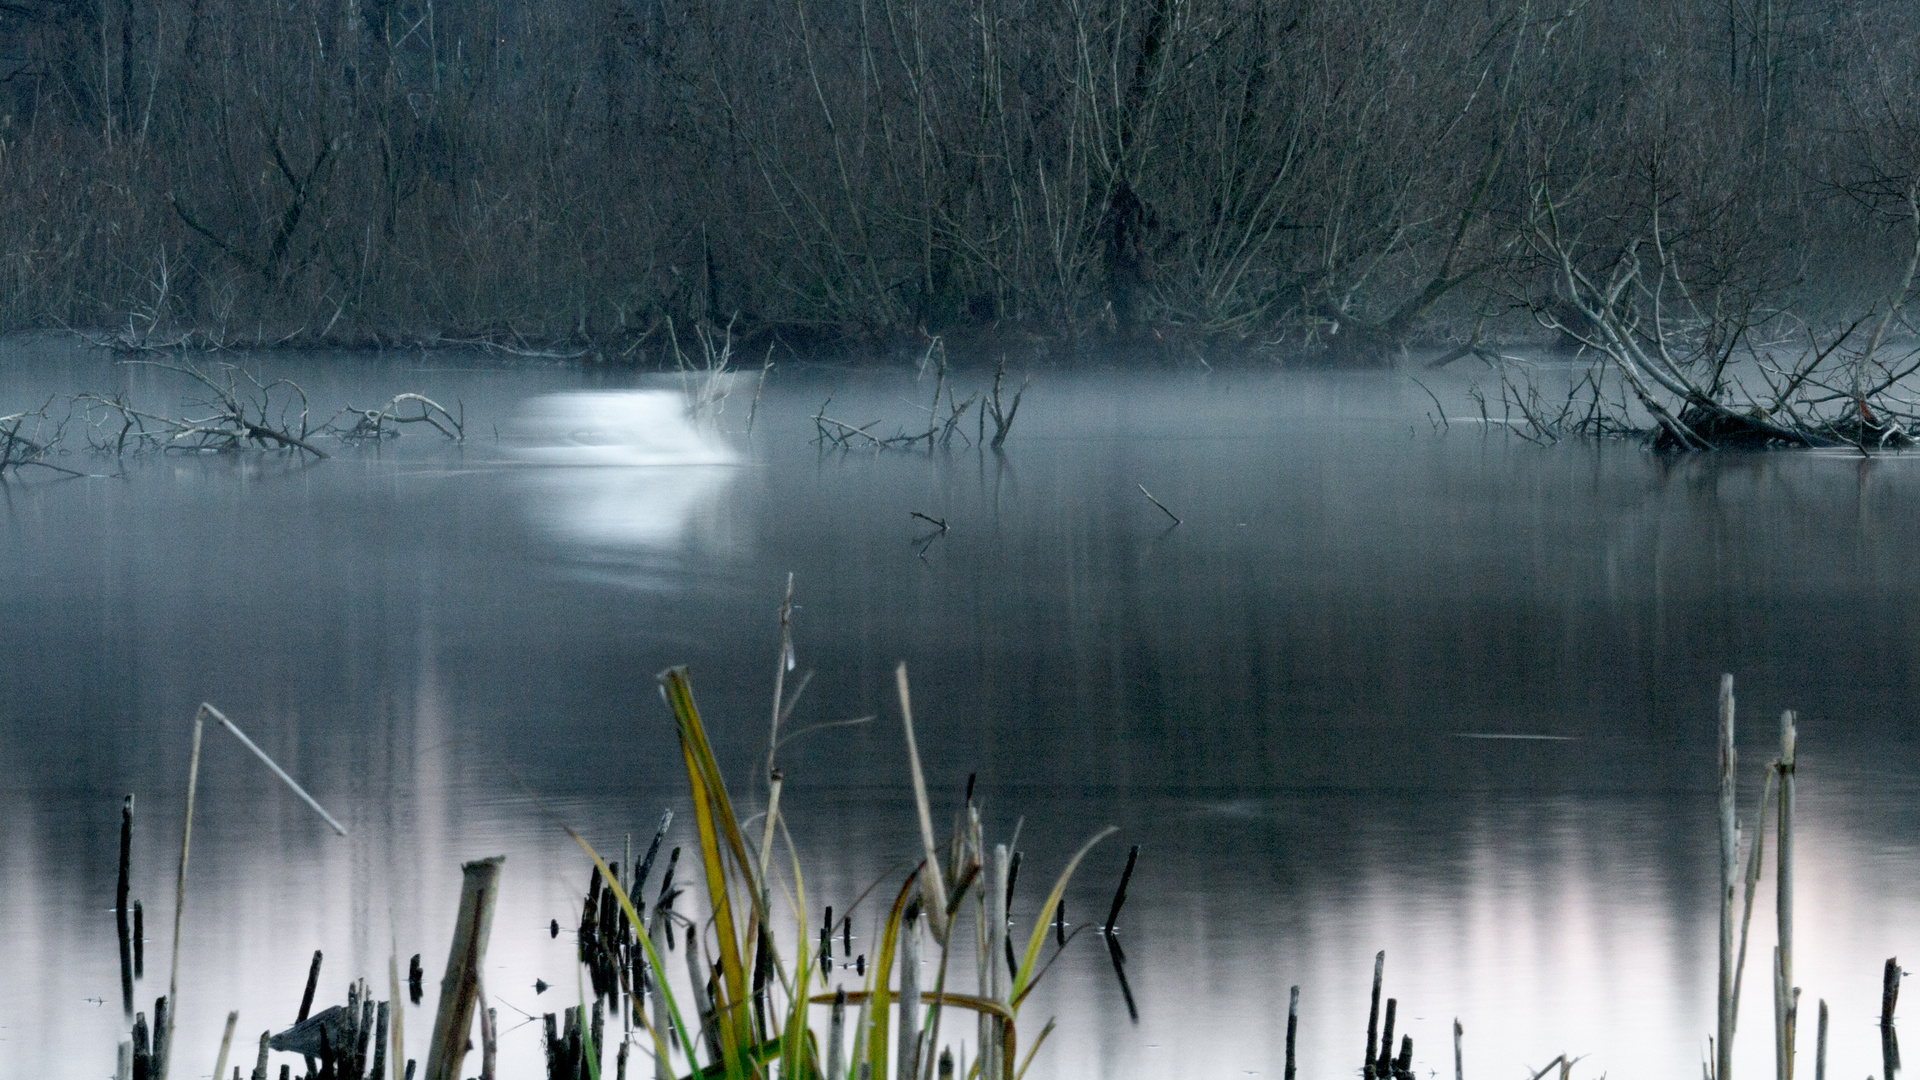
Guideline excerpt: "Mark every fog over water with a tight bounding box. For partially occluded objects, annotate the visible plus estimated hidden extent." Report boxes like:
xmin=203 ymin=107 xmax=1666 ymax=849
xmin=7 ymin=340 xmax=1920 ymax=1079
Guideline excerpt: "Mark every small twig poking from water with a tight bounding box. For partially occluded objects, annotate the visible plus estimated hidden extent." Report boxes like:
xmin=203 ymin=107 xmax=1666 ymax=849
xmin=1136 ymin=485 xmax=1181 ymax=526
xmin=746 ymin=346 xmax=774 ymax=436
xmin=987 ymin=355 xmax=1027 ymax=449
xmin=1410 ymin=376 xmax=1450 ymax=431
xmin=910 ymin=512 xmax=948 ymax=531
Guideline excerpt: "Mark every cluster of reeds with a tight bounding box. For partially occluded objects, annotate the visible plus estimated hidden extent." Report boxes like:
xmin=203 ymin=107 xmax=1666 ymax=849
xmin=550 ymin=660 xmax=1116 ymax=1080
xmin=1707 ymin=674 xmax=1912 ymax=1080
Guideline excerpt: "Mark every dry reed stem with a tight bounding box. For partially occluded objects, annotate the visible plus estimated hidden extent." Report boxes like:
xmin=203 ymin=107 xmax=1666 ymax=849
xmin=202 ymin=703 xmax=347 ymax=835
xmin=896 ymin=664 xmax=951 ymax=942
xmin=1718 ymin=674 xmax=1737 ymax=1080
xmin=160 ymin=712 xmax=203 ymax=1080
xmin=1778 ymin=710 xmax=1797 ymax=1080
xmin=212 ymin=1010 xmax=238 ymax=1080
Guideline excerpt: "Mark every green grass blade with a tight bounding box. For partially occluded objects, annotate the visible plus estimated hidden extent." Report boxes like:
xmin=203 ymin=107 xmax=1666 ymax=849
xmin=1010 ymin=827 xmax=1117 ymax=1002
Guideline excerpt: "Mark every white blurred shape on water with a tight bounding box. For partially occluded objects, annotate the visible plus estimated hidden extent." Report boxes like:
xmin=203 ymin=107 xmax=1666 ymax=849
xmin=510 ymin=390 xmax=738 ymax=552
xmin=510 ymin=390 xmax=737 ymax=467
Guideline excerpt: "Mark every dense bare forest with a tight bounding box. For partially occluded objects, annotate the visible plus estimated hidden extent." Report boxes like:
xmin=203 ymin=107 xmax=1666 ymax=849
xmin=0 ymin=0 xmax=1916 ymax=362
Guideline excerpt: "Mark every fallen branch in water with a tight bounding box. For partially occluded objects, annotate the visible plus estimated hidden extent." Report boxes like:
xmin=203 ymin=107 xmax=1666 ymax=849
xmin=79 ymin=360 xmax=329 ymax=457
xmin=0 ymin=399 xmax=89 ymax=477
xmin=329 ymin=394 xmax=465 ymax=441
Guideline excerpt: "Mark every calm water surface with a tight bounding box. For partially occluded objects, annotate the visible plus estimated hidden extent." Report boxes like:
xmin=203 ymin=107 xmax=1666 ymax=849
xmin=5 ymin=339 xmax=1920 ymax=1079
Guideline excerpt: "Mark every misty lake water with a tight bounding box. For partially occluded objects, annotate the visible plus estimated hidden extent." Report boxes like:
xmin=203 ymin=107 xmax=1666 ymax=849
xmin=8 ymin=337 xmax=1920 ymax=1079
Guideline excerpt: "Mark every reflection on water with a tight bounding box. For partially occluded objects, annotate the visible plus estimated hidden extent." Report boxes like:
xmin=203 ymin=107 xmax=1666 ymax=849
xmin=7 ymin=348 xmax=1920 ymax=1079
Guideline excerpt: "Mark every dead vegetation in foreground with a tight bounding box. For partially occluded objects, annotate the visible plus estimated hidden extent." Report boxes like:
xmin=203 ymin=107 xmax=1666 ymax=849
xmin=90 ymin=557 xmax=1907 ymax=1080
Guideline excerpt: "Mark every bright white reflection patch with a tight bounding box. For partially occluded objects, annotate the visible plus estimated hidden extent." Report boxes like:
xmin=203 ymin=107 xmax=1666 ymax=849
xmin=510 ymin=390 xmax=737 ymax=467
xmin=510 ymin=391 xmax=738 ymax=554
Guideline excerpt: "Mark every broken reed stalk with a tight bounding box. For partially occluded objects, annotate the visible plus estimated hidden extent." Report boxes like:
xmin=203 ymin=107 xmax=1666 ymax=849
xmin=1365 ymin=951 xmax=1385 ymax=1080
xmin=1777 ymin=710 xmax=1797 ymax=1080
xmin=1454 ymin=1019 xmax=1463 ymax=1080
xmin=826 ymin=989 xmax=847 ymax=1080
xmin=212 ymin=1010 xmax=238 ymax=1080
xmin=299 ymin=951 xmax=324 ymax=1021
xmin=479 ymin=1002 xmax=497 ymax=1080
xmin=899 ymin=910 xmax=923 ymax=1080
xmin=1733 ymin=767 xmax=1776 ymax=1029
xmin=161 ymin=713 xmax=204 ymax=1080
xmin=423 ymin=856 xmax=505 ymax=1080
xmin=389 ymin=949 xmax=405 ymax=1080
xmin=897 ymin=663 xmax=951 ymax=942
xmin=202 ymin=703 xmax=348 ymax=836
xmin=1718 ymin=674 xmax=1737 ymax=1080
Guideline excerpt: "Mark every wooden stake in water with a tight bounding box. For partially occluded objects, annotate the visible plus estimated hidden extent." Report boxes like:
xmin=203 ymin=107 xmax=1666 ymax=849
xmin=1454 ymin=1019 xmax=1464 ymax=1080
xmin=1718 ymin=675 xmax=1738 ymax=1080
xmin=160 ymin=715 xmax=203 ymax=1080
xmin=1778 ymin=710 xmax=1797 ymax=1080
xmin=424 ymin=855 xmax=505 ymax=1080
